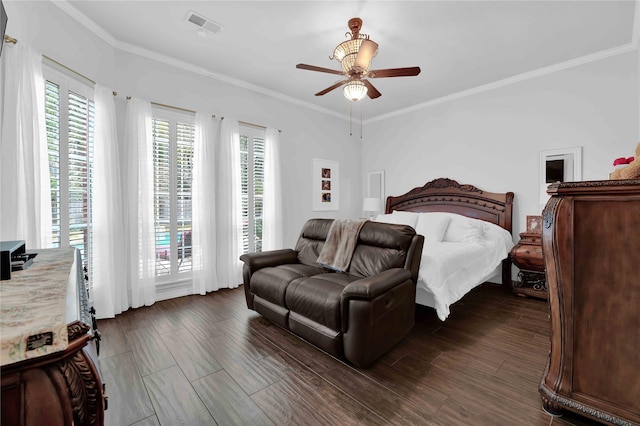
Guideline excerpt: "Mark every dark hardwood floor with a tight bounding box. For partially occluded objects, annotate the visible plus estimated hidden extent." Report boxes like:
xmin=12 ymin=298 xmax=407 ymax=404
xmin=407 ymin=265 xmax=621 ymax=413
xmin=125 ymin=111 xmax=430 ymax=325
xmin=98 ymin=284 xmax=599 ymax=426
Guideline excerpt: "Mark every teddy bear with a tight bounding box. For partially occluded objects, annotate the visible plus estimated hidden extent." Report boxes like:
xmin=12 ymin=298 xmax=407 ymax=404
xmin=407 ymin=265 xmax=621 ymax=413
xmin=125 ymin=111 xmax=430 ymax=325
xmin=611 ymin=142 xmax=640 ymax=179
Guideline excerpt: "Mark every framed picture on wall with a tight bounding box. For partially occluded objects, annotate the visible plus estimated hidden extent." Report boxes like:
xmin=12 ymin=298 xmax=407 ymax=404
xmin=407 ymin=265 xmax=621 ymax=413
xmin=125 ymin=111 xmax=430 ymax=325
xmin=526 ymin=215 xmax=543 ymax=233
xmin=312 ymin=158 xmax=339 ymax=211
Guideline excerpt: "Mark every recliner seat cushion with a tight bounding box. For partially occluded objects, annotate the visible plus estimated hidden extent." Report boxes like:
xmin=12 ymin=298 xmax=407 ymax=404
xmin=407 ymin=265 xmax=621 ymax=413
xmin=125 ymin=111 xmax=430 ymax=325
xmin=251 ymin=264 xmax=326 ymax=306
xmin=285 ymin=273 xmax=360 ymax=331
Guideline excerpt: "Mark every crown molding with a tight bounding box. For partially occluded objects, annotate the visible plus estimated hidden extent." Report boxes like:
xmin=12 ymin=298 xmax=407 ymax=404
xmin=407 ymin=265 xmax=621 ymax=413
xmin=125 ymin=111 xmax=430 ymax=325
xmin=51 ymin=0 xmax=640 ymax=126
xmin=115 ymin=40 xmax=347 ymax=121
xmin=51 ymin=0 xmax=118 ymax=47
xmin=50 ymin=0 xmax=348 ymax=121
xmin=365 ymin=41 xmax=639 ymax=124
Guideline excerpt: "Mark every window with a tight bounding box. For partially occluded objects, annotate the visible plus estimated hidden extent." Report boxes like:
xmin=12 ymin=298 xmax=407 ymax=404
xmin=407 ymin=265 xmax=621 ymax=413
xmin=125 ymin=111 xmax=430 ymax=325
xmin=239 ymin=125 xmax=265 ymax=254
xmin=44 ymin=70 xmax=95 ymax=276
xmin=151 ymin=109 xmax=194 ymax=280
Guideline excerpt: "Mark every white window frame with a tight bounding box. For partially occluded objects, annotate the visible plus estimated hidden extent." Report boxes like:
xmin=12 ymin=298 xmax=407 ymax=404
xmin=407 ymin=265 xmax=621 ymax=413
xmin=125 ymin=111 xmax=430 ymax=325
xmin=150 ymin=106 xmax=195 ymax=284
xmin=43 ymin=65 xmax=95 ymax=275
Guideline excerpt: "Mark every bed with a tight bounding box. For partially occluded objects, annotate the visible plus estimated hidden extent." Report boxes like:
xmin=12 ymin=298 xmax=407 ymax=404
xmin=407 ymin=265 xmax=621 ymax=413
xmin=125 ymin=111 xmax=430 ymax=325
xmin=377 ymin=178 xmax=514 ymax=320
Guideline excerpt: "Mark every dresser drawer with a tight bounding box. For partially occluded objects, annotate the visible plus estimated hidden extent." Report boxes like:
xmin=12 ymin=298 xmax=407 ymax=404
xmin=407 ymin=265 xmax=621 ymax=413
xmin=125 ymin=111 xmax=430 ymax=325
xmin=510 ymin=243 xmax=544 ymax=271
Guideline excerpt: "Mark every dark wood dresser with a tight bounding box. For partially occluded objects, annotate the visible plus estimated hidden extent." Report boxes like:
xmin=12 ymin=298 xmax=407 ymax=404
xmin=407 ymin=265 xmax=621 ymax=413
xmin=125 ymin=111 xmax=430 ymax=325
xmin=539 ymin=179 xmax=640 ymax=425
xmin=1 ymin=248 xmax=106 ymax=426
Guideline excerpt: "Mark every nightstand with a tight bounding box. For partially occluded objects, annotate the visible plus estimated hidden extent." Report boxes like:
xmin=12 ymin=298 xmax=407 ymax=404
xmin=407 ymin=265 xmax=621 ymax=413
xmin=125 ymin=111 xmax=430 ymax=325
xmin=510 ymin=232 xmax=547 ymax=299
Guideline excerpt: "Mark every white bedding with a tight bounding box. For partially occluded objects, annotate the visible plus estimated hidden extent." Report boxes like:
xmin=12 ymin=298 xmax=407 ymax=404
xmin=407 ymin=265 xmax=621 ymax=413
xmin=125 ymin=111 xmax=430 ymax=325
xmin=376 ymin=211 xmax=514 ymax=321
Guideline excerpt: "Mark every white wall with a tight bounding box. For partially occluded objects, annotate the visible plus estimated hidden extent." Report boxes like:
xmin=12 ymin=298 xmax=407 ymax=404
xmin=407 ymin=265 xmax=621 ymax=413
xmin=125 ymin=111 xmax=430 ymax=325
xmin=3 ymin=1 xmax=363 ymax=248
xmin=5 ymin=1 xmax=638 ymax=246
xmin=3 ymin=1 xmax=115 ymax=87
xmin=363 ymin=50 xmax=639 ymax=240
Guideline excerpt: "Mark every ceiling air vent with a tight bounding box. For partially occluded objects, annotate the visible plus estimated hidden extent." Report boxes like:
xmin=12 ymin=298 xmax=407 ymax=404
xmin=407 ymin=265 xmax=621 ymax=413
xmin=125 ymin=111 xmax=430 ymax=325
xmin=186 ymin=11 xmax=223 ymax=34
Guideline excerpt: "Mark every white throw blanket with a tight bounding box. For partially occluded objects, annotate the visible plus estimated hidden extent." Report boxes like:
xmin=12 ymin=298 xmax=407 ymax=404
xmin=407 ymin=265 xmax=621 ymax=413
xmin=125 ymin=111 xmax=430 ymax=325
xmin=317 ymin=219 xmax=367 ymax=272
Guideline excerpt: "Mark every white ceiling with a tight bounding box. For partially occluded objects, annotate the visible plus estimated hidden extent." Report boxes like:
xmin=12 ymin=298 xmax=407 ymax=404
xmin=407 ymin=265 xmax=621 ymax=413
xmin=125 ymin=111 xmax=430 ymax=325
xmin=62 ymin=1 xmax=638 ymax=121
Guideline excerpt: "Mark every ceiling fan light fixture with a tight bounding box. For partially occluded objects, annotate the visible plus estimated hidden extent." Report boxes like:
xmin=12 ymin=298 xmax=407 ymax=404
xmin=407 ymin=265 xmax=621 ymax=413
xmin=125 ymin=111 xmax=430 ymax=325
xmin=296 ymin=17 xmax=420 ymax=108
xmin=343 ymin=80 xmax=368 ymax=101
xmin=341 ymin=53 xmax=359 ymax=74
xmin=333 ymin=39 xmax=362 ymax=61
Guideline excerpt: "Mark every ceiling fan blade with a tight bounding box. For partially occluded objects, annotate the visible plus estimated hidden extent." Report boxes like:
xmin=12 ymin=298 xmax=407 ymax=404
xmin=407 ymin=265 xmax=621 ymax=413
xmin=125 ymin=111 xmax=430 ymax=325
xmin=296 ymin=63 xmax=344 ymax=75
xmin=368 ymin=67 xmax=421 ymax=78
xmin=363 ymin=80 xmax=382 ymax=99
xmin=354 ymin=39 xmax=379 ymax=70
xmin=315 ymin=80 xmax=349 ymax=96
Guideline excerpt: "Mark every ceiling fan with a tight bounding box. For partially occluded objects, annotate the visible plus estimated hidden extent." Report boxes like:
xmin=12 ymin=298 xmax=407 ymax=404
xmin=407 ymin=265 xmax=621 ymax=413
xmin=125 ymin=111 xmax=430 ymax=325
xmin=296 ymin=17 xmax=421 ymax=101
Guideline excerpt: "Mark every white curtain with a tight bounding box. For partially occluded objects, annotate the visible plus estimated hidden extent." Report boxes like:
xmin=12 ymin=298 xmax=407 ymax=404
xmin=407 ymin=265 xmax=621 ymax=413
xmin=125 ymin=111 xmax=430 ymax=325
xmin=92 ymin=84 xmax=126 ymax=318
xmin=192 ymin=113 xmax=220 ymax=294
xmin=262 ymin=128 xmax=284 ymax=250
xmin=0 ymin=43 xmax=52 ymax=248
xmin=123 ymin=98 xmax=156 ymax=309
xmin=215 ymin=117 xmax=243 ymax=288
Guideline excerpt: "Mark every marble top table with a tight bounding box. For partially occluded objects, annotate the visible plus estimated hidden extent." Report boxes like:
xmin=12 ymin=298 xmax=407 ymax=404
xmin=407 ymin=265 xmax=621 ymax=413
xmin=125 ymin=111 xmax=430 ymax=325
xmin=1 ymin=247 xmax=81 ymax=366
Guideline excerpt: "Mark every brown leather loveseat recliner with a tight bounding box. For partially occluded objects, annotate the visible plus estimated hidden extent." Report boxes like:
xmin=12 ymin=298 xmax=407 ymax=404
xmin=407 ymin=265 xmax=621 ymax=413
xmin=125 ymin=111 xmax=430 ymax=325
xmin=239 ymin=218 xmax=424 ymax=368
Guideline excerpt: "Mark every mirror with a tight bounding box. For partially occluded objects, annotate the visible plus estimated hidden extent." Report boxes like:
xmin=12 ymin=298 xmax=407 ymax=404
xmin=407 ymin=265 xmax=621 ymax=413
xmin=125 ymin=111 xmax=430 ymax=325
xmin=539 ymin=147 xmax=582 ymax=210
xmin=366 ymin=170 xmax=385 ymax=214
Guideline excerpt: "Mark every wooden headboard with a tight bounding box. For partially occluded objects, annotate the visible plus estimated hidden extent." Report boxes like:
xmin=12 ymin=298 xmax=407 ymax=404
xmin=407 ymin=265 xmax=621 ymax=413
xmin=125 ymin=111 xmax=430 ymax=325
xmin=386 ymin=177 xmax=514 ymax=234
xmin=386 ymin=178 xmax=514 ymax=288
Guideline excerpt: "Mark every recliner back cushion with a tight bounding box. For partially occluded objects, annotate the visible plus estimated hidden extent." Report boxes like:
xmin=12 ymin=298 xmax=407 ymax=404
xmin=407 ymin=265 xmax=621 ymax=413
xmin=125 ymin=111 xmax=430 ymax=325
xmin=348 ymin=222 xmax=416 ymax=278
xmin=295 ymin=219 xmax=333 ymax=266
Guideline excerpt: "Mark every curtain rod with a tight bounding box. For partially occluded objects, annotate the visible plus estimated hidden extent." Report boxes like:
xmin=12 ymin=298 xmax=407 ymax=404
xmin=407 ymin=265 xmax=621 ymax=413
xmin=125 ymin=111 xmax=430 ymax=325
xmin=5 ymin=34 xmax=94 ymax=86
xmin=7 ymin=35 xmax=118 ymax=95
xmin=43 ymin=54 xmax=96 ymax=85
xmin=153 ymin=100 xmax=196 ymax=114
xmin=44 ymin=55 xmax=118 ymax=95
xmin=221 ymin=117 xmax=281 ymax=133
xmin=4 ymin=34 xmax=17 ymax=45
xmin=126 ymin=97 xmax=198 ymax=114
xmin=240 ymin=120 xmax=282 ymax=133
xmin=6 ymin=34 xmax=280 ymax=133
xmin=127 ymin=100 xmax=281 ymax=133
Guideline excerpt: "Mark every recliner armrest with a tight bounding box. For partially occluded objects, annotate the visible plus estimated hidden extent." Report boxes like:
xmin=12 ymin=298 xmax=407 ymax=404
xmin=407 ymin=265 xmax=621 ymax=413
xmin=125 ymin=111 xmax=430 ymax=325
xmin=340 ymin=268 xmax=414 ymax=333
xmin=239 ymin=249 xmax=299 ymax=273
xmin=342 ymin=268 xmax=412 ymax=301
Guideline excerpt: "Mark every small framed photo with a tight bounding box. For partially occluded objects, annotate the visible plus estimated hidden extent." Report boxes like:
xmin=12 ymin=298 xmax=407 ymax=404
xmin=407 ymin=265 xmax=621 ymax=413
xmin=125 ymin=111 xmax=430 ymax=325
xmin=312 ymin=158 xmax=339 ymax=211
xmin=526 ymin=215 xmax=543 ymax=233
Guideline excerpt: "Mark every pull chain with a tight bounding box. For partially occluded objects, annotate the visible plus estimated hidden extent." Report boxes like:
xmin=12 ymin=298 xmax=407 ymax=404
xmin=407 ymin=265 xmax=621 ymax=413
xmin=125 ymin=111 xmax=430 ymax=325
xmin=349 ymin=101 xmax=353 ymax=136
xmin=360 ymin=101 xmax=363 ymax=139
xmin=347 ymin=101 xmax=364 ymax=138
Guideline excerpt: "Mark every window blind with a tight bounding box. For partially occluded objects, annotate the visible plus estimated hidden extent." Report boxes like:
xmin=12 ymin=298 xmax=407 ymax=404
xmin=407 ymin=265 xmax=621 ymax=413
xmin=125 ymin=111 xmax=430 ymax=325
xmin=152 ymin=118 xmax=171 ymax=276
xmin=176 ymin=122 xmax=193 ymax=274
xmin=44 ymin=80 xmax=94 ymax=273
xmin=239 ymin=127 xmax=266 ymax=254
xmin=240 ymin=135 xmax=250 ymax=253
xmin=45 ymin=81 xmax=61 ymax=248
xmin=67 ymin=91 xmax=94 ymax=265
xmin=151 ymin=115 xmax=194 ymax=278
xmin=252 ymin=137 xmax=265 ymax=253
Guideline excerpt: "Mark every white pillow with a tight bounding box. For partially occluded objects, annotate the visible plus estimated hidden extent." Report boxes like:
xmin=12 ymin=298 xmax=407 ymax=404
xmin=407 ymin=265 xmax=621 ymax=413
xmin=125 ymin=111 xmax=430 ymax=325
xmin=374 ymin=211 xmax=419 ymax=228
xmin=374 ymin=213 xmax=394 ymax=222
xmin=390 ymin=210 xmax=419 ymax=228
xmin=482 ymin=221 xmax=515 ymax=252
xmin=414 ymin=213 xmax=452 ymax=244
xmin=443 ymin=214 xmax=485 ymax=243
